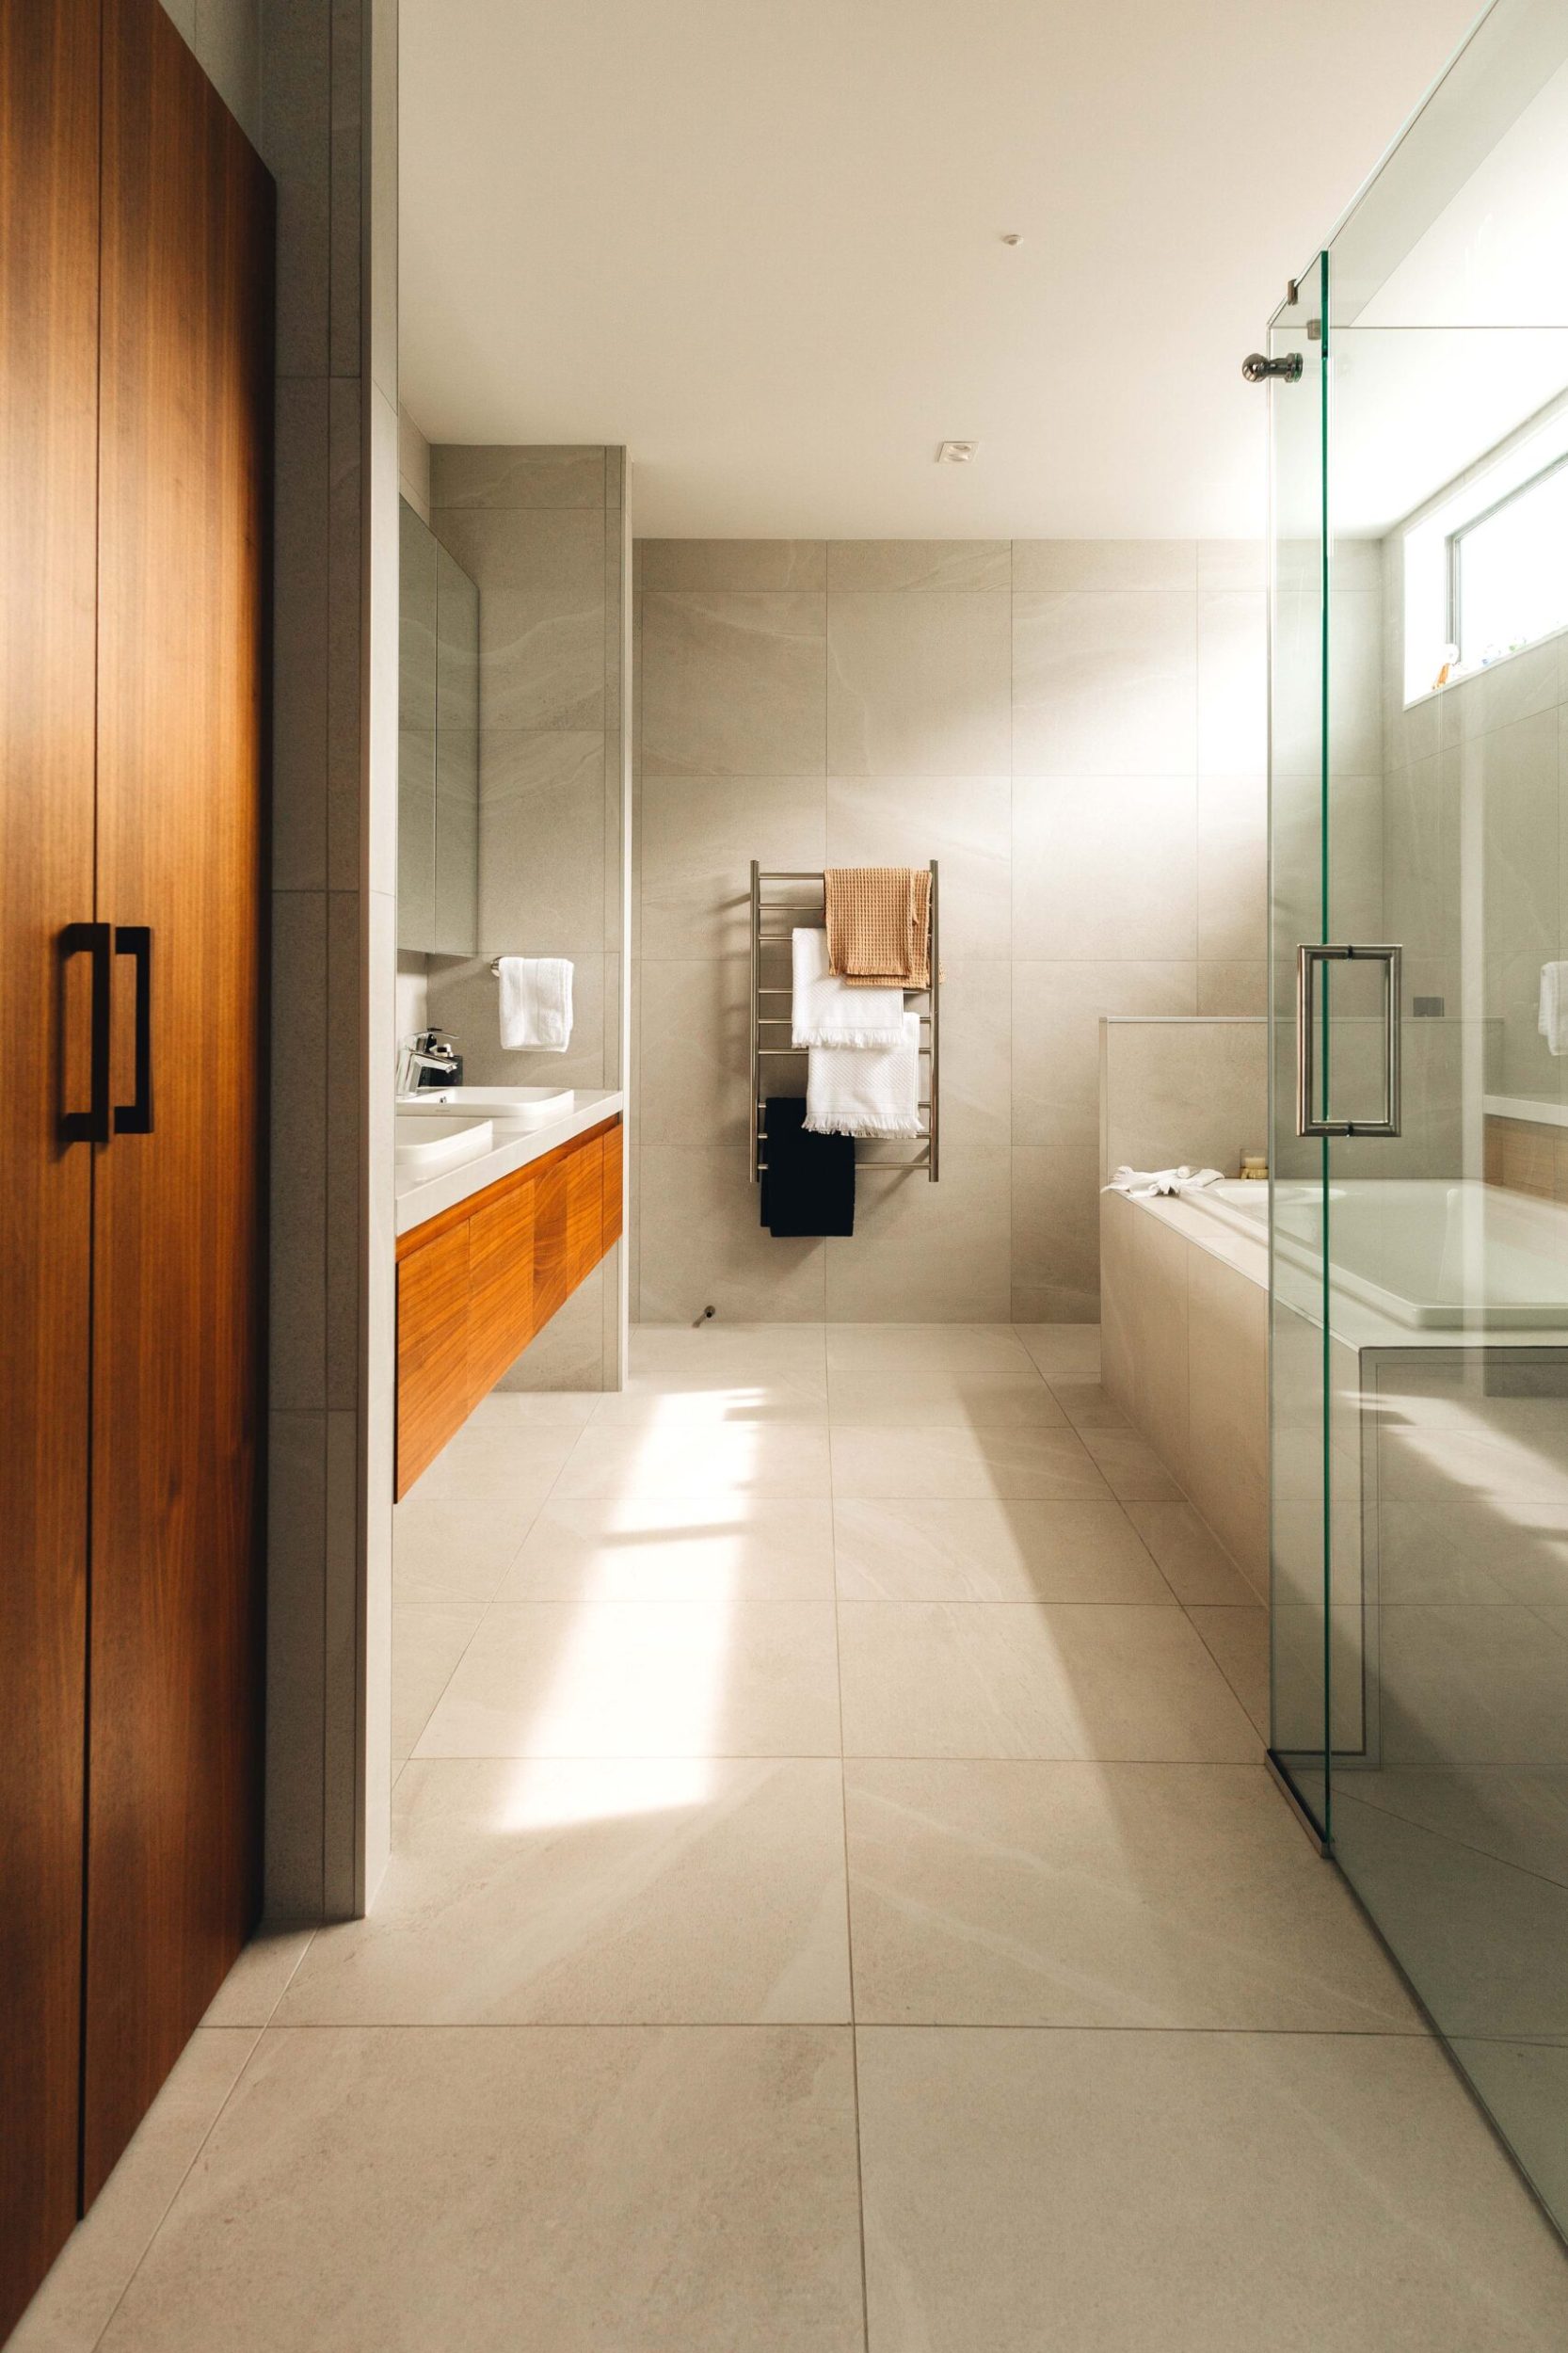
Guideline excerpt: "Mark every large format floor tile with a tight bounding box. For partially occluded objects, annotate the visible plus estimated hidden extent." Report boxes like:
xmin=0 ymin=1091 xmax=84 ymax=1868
xmin=392 ymin=1603 xmax=485 ymax=1761
xmin=1013 ymin=1322 xmax=1101 ymax=1381
xmin=856 ymin=2027 xmax=1568 ymax=2352
xmin=494 ymin=1496 xmax=837 ymax=1602
xmin=415 ymin=1600 xmax=843 ymax=1758
xmin=411 ymin=1422 xmax=582 ymax=1502
xmin=845 ymin=1761 xmax=1415 ymax=2028
xmin=277 ymin=1757 xmax=851 ymax=2025
xmin=824 ymin=1323 xmax=1033 ymax=1370
xmin=825 ymin=1369 xmax=1065 ymax=1428
xmin=829 ymin=1425 xmax=1109 ymax=1501
xmin=99 ymin=2028 xmax=866 ymax=2353
xmin=833 ymin=1498 xmax=1174 ymax=1603
xmin=392 ymin=1497 xmax=532 ymax=1604
xmin=838 ymin=1603 xmax=1259 ymax=1760
xmin=556 ymin=1422 xmax=834 ymax=1498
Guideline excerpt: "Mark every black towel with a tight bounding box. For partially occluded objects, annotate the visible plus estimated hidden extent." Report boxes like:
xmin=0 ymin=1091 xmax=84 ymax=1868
xmin=760 ymin=1096 xmax=855 ymax=1237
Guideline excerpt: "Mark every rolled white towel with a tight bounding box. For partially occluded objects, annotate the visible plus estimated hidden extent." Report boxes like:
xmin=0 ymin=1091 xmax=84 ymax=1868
xmin=498 ymin=956 xmax=573 ymax=1052
xmin=791 ymin=927 xmax=904 ymax=1048
xmin=1105 ymin=1165 xmax=1224 ymax=1199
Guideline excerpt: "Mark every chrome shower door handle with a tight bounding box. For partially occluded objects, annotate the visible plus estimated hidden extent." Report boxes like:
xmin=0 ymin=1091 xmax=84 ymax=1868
xmin=1295 ymin=943 xmax=1402 ymax=1138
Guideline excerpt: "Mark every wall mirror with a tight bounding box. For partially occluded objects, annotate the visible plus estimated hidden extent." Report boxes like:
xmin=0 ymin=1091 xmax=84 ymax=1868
xmin=398 ymin=496 xmax=478 ymax=954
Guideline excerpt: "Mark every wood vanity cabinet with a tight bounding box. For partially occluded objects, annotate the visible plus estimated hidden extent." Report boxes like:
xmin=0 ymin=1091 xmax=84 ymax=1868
xmin=395 ymin=1116 xmax=622 ymax=1497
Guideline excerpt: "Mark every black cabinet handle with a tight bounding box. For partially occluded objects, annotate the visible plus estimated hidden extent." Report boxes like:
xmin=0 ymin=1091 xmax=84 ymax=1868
xmin=114 ymin=926 xmax=152 ymax=1134
xmin=59 ymin=921 xmax=111 ymax=1144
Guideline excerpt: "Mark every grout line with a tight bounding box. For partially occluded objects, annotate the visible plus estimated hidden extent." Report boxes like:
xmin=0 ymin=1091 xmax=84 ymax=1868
xmin=829 ymin=1475 xmax=872 ymax=2352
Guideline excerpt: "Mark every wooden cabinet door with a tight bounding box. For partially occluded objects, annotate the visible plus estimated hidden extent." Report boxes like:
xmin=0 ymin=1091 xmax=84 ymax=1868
xmin=83 ymin=0 xmax=273 ymax=2201
xmin=468 ymin=1173 xmax=536 ymax=1405
xmin=397 ymin=1224 xmax=473 ymax=1497
xmin=0 ymin=0 xmax=102 ymax=2328
xmin=568 ymin=1133 xmax=606 ymax=1289
xmin=532 ymin=1152 xmax=572 ymax=1335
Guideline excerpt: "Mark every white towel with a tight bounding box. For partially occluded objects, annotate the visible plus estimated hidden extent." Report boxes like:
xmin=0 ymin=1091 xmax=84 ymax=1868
xmin=791 ymin=926 xmax=905 ymax=1048
xmin=498 ymin=956 xmax=573 ymax=1052
xmin=1540 ymin=963 xmax=1568 ymax=1055
xmin=1104 ymin=1165 xmax=1224 ymax=1199
xmin=804 ymin=1010 xmax=921 ymax=1138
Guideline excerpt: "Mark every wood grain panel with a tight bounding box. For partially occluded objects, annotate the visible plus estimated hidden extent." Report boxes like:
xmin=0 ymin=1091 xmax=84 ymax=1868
xmin=397 ymin=1223 xmax=472 ymax=1497
xmin=83 ymin=0 xmax=273 ymax=2201
xmin=394 ymin=1115 xmax=620 ymax=1259
xmin=568 ymin=1132 xmax=605 ymax=1291
xmin=467 ymin=1169 xmax=536 ymax=1405
xmin=531 ymin=1153 xmax=572 ymax=1337
xmin=0 ymin=0 xmax=101 ymax=2327
xmin=602 ymin=1119 xmax=624 ymax=1255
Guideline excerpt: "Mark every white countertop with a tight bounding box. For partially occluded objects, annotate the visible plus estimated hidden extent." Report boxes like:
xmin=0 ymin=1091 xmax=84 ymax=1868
xmin=395 ymin=1089 xmax=623 ymax=1237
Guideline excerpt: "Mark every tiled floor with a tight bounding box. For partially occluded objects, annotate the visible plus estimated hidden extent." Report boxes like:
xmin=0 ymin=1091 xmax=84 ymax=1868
xmin=16 ymin=1322 xmax=1568 ymax=2351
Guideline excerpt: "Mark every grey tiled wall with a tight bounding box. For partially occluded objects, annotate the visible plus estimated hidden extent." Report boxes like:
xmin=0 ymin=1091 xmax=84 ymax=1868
xmin=424 ymin=447 xmax=632 ymax=1388
xmin=632 ymin=538 xmax=1268 ymax=1322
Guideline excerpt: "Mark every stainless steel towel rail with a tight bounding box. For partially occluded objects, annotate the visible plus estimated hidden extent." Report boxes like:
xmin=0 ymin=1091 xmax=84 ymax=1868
xmin=748 ymin=861 xmax=940 ymax=1183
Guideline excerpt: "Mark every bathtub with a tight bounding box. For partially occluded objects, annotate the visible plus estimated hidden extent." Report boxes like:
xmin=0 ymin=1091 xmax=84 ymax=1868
xmin=1186 ymin=1177 xmax=1568 ymax=1332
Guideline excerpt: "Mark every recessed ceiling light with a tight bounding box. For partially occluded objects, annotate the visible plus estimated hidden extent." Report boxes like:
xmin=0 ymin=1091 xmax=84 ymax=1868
xmin=936 ymin=440 xmax=977 ymax=464
xmin=1000 ymin=232 xmax=1023 ymax=247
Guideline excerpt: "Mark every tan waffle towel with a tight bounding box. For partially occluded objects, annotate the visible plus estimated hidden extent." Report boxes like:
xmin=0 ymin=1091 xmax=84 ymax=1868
xmin=824 ymin=867 xmax=931 ymax=989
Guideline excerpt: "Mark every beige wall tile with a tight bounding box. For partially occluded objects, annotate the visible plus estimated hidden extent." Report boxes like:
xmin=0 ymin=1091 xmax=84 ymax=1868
xmin=1197 ymin=770 xmax=1267 ymax=962
xmin=478 ymin=732 xmax=606 ymax=952
xmin=1013 ymin=591 xmax=1196 ymax=773
xmin=1197 ymin=963 xmax=1268 ymax=1015
xmin=642 ymin=592 xmax=827 ymax=776
xmin=639 ymin=539 xmax=826 ymax=590
xmin=639 ymin=1145 xmax=827 ymax=1322
xmin=827 ymin=593 xmax=1011 ymax=776
xmin=827 ymin=540 xmax=1010 ymax=591
xmin=1014 ymin=963 xmax=1196 ymax=1152
xmin=825 ymin=776 xmax=1010 ymax=959
xmin=1198 ymin=539 xmax=1266 ymax=590
xmin=1197 ymin=591 xmax=1267 ymax=776
xmin=1100 ymin=1018 xmax=1267 ymax=1180
xmin=1186 ymin=1247 xmax=1269 ymax=1590
xmin=1011 ymin=1141 xmax=1101 ymax=1323
xmin=431 ymin=445 xmax=606 ymax=508
xmin=641 ymin=776 xmax=826 ymax=960
xmin=1014 ymin=776 xmax=1197 ymax=960
xmin=1013 ymin=541 xmax=1196 ymax=591
xmin=631 ymin=539 xmax=1269 ymax=1329
xmin=638 ymin=961 xmax=752 ymax=1145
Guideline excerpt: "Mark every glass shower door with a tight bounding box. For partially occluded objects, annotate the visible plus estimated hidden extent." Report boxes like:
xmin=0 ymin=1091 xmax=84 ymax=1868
xmin=1267 ymin=0 xmax=1568 ymax=2241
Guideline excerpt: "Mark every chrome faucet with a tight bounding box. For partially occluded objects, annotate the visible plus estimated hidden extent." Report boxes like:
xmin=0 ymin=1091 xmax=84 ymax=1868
xmin=399 ymin=1029 xmax=462 ymax=1096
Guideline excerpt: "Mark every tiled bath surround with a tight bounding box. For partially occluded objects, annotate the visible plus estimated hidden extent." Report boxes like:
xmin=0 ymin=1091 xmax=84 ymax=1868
xmin=632 ymin=537 xmax=1269 ymax=1323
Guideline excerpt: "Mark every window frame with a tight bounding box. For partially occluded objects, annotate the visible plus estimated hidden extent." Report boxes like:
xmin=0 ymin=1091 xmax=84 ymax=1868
xmin=1446 ymin=444 xmax=1568 ymax=670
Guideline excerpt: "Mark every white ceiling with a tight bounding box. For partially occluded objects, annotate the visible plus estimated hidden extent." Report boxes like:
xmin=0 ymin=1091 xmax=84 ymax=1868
xmin=399 ymin=0 xmax=1482 ymax=539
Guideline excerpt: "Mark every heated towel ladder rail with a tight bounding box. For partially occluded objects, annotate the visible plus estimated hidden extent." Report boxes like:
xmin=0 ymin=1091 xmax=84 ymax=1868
xmin=748 ymin=861 xmax=940 ymax=1183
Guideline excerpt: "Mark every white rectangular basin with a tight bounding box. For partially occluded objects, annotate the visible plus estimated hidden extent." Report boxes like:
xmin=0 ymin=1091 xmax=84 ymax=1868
xmin=398 ymin=1085 xmax=574 ymax=1128
xmin=394 ymin=1113 xmax=494 ymax=1176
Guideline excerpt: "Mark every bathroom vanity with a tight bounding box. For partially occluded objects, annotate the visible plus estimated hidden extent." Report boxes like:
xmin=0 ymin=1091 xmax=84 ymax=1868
xmin=393 ymin=1089 xmax=623 ymax=1495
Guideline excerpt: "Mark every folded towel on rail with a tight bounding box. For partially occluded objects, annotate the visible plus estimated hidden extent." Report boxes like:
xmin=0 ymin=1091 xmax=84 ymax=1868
xmin=824 ymin=866 xmax=932 ymax=990
xmin=805 ymin=1009 xmax=922 ymax=1138
xmin=1104 ymin=1165 xmax=1223 ymax=1199
xmin=497 ymin=956 xmax=573 ymax=1051
xmin=1540 ymin=962 xmax=1568 ymax=1055
xmin=760 ymin=1096 xmax=855 ymax=1237
xmin=791 ymin=926 xmax=906 ymax=1048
